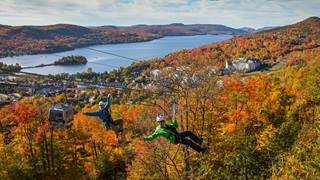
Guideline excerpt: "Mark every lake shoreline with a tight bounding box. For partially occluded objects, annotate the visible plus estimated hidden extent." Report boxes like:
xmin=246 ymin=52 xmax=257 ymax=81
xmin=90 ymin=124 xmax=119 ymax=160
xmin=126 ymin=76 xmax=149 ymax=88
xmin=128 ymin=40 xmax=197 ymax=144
xmin=0 ymin=34 xmax=233 ymax=75
xmin=0 ymin=36 xmax=162 ymax=59
xmin=0 ymin=33 xmax=235 ymax=59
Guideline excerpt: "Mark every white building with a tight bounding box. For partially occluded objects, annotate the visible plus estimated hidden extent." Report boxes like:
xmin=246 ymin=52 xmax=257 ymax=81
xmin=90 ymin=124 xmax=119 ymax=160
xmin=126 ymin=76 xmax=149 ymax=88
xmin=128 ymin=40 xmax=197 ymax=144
xmin=225 ymin=58 xmax=262 ymax=73
xmin=150 ymin=69 xmax=161 ymax=79
xmin=86 ymin=68 xmax=93 ymax=73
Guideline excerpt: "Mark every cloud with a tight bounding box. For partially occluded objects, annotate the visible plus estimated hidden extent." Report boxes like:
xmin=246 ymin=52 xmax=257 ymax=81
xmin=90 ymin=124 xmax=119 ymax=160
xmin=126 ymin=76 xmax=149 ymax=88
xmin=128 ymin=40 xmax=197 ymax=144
xmin=0 ymin=0 xmax=319 ymax=28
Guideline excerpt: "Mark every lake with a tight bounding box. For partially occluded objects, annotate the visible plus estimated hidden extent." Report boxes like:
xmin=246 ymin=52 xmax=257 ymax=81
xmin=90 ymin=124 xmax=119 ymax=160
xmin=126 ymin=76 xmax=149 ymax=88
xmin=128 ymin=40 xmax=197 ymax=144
xmin=0 ymin=34 xmax=232 ymax=75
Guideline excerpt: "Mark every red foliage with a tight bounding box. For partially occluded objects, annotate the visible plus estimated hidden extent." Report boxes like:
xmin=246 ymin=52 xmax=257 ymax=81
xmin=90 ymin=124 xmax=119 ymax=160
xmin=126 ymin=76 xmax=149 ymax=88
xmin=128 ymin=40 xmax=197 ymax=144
xmin=35 ymin=122 xmax=49 ymax=143
xmin=11 ymin=102 xmax=39 ymax=124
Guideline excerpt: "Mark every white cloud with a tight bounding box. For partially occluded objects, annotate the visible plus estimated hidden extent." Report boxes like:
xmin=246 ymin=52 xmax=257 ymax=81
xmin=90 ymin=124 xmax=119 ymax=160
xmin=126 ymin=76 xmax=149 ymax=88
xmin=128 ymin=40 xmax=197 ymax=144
xmin=0 ymin=0 xmax=319 ymax=28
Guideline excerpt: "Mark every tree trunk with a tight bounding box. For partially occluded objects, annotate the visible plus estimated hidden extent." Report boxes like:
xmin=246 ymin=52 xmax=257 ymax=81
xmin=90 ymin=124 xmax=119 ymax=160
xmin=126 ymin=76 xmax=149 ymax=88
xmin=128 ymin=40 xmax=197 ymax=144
xmin=44 ymin=131 xmax=51 ymax=175
xmin=183 ymin=96 xmax=191 ymax=180
xmin=183 ymin=147 xmax=190 ymax=180
xmin=201 ymin=104 xmax=205 ymax=137
xmin=50 ymin=128 xmax=54 ymax=175
xmin=93 ymin=141 xmax=98 ymax=159
xmin=73 ymin=144 xmax=77 ymax=162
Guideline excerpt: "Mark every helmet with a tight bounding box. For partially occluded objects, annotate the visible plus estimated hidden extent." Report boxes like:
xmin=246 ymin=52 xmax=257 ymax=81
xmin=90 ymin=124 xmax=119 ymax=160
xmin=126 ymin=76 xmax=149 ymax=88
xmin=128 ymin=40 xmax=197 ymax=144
xmin=156 ymin=115 xmax=165 ymax=122
xmin=98 ymin=101 xmax=105 ymax=106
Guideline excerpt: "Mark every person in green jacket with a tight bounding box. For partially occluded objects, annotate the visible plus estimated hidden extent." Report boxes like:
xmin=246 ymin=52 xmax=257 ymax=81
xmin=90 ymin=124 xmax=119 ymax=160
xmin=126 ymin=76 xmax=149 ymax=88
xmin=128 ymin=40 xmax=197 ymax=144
xmin=144 ymin=115 xmax=207 ymax=153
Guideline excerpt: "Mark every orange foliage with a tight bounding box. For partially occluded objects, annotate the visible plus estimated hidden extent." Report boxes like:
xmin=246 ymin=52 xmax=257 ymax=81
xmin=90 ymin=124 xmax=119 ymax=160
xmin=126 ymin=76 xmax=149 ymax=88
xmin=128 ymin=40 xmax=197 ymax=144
xmin=163 ymin=17 xmax=320 ymax=69
xmin=12 ymin=102 xmax=39 ymax=124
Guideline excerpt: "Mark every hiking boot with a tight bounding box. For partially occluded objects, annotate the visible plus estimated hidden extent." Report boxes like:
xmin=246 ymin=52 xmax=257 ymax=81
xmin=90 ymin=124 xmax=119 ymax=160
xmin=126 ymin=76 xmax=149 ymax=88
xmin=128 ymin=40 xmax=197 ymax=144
xmin=200 ymin=147 xmax=208 ymax=153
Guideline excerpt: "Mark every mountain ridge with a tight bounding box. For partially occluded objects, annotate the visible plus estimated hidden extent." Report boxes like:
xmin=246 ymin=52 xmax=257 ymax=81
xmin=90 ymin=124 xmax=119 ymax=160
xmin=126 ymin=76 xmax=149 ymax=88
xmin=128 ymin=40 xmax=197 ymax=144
xmin=0 ymin=23 xmax=247 ymax=58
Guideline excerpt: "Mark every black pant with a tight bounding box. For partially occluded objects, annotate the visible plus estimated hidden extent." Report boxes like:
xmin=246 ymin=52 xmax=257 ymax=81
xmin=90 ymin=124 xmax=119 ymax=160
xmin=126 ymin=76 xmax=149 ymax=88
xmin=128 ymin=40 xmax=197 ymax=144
xmin=176 ymin=131 xmax=204 ymax=153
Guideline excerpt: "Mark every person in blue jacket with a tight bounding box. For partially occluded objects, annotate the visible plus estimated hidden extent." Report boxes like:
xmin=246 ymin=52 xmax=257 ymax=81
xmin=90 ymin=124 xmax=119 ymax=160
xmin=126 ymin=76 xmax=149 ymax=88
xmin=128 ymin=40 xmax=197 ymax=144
xmin=83 ymin=94 xmax=113 ymax=129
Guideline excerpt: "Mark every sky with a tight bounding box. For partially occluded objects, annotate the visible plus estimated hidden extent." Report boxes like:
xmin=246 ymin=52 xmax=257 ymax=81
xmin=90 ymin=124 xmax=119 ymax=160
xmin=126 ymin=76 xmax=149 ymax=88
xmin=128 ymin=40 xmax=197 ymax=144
xmin=0 ymin=0 xmax=319 ymax=29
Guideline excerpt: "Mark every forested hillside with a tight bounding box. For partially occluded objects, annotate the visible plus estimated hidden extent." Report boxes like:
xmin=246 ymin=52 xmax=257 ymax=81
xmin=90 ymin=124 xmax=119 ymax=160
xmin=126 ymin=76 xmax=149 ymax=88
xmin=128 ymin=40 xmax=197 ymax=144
xmin=96 ymin=23 xmax=247 ymax=36
xmin=0 ymin=17 xmax=320 ymax=179
xmin=0 ymin=23 xmax=247 ymax=58
xmin=162 ymin=17 xmax=320 ymax=69
xmin=0 ymin=24 xmax=155 ymax=58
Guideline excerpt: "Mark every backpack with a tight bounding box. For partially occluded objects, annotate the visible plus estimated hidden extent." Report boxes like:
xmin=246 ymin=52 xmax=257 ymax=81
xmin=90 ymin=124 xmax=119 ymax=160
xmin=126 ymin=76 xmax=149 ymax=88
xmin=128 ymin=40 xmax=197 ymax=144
xmin=163 ymin=124 xmax=178 ymax=135
xmin=102 ymin=109 xmax=113 ymax=122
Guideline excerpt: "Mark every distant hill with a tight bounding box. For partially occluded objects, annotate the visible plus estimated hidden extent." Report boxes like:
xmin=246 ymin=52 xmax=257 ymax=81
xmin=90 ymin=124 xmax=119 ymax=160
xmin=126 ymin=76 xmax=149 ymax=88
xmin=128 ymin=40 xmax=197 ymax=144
xmin=238 ymin=27 xmax=256 ymax=34
xmin=162 ymin=16 xmax=320 ymax=69
xmin=95 ymin=23 xmax=248 ymax=36
xmin=0 ymin=24 xmax=155 ymax=58
xmin=238 ymin=26 xmax=280 ymax=34
xmin=0 ymin=23 xmax=247 ymax=58
xmin=255 ymin=26 xmax=279 ymax=33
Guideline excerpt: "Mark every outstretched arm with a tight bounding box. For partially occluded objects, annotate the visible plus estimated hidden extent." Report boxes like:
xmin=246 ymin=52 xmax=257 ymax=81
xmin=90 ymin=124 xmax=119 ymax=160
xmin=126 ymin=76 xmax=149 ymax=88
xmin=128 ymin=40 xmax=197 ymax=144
xmin=144 ymin=129 xmax=160 ymax=141
xmin=83 ymin=111 xmax=99 ymax=117
xmin=104 ymin=94 xmax=112 ymax=111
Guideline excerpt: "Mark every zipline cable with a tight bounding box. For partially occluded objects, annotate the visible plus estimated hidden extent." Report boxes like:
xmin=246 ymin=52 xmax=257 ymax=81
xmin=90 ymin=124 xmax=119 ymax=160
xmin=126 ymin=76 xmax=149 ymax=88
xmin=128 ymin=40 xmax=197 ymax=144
xmin=51 ymin=53 xmax=121 ymax=69
xmin=52 ymin=54 xmax=63 ymax=58
xmin=85 ymin=47 xmax=140 ymax=63
xmin=49 ymin=44 xmax=143 ymax=69
xmin=53 ymin=47 xmax=140 ymax=63
xmin=88 ymin=61 xmax=120 ymax=69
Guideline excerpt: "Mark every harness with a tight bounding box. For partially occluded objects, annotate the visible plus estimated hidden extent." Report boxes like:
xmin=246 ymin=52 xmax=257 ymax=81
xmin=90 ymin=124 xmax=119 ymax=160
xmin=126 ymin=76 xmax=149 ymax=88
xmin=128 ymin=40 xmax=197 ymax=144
xmin=102 ymin=109 xmax=113 ymax=127
xmin=163 ymin=125 xmax=179 ymax=143
xmin=102 ymin=109 xmax=111 ymax=119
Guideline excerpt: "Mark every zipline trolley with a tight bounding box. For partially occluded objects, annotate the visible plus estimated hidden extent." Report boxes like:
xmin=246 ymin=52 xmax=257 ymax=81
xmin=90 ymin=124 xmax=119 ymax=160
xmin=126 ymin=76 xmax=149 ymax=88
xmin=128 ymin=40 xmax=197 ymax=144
xmin=48 ymin=103 xmax=74 ymax=128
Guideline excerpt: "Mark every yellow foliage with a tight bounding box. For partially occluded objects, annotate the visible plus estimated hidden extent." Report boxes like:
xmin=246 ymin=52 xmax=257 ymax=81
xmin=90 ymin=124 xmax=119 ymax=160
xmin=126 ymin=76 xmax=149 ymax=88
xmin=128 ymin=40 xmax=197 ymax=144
xmin=219 ymin=123 xmax=237 ymax=134
xmin=0 ymin=134 xmax=4 ymax=151
xmin=256 ymin=124 xmax=277 ymax=151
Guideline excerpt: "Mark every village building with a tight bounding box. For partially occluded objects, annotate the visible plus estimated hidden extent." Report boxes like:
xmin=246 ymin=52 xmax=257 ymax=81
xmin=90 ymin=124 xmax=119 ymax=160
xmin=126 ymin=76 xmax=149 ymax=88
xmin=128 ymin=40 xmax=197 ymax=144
xmin=224 ymin=58 xmax=263 ymax=73
xmin=150 ymin=69 xmax=161 ymax=79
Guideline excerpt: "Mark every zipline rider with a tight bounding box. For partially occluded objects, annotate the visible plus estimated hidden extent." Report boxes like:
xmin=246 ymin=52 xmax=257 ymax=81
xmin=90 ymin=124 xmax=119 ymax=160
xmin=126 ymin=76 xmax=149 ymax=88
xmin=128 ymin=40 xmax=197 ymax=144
xmin=83 ymin=94 xmax=123 ymax=139
xmin=83 ymin=94 xmax=114 ymax=129
xmin=144 ymin=115 xmax=208 ymax=153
